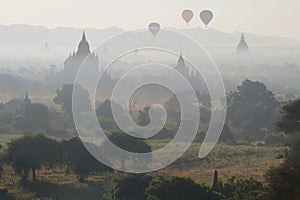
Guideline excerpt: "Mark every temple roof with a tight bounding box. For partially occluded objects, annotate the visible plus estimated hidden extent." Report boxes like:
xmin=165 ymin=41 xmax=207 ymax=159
xmin=23 ymin=92 xmax=31 ymax=105
xmin=236 ymin=33 xmax=250 ymax=53
xmin=77 ymin=31 xmax=90 ymax=55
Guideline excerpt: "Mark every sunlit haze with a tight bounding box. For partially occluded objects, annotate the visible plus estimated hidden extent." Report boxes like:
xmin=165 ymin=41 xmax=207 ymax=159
xmin=1 ymin=0 xmax=300 ymax=40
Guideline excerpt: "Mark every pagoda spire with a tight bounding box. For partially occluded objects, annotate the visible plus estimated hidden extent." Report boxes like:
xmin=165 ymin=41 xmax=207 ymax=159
xmin=82 ymin=31 xmax=86 ymax=41
xmin=241 ymin=33 xmax=245 ymax=41
xmin=211 ymin=170 xmax=221 ymax=192
xmin=236 ymin=32 xmax=250 ymax=54
xmin=22 ymin=91 xmax=31 ymax=106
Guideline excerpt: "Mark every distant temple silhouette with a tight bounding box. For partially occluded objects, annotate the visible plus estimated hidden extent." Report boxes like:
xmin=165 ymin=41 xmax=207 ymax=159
xmin=236 ymin=33 xmax=250 ymax=54
xmin=18 ymin=92 xmax=31 ymax=112
xmin=46 ymin=32 xmax=114 ymax=88
xmin=171 ymin=52 xmax=205 ymax=92
xmin=46 ymin=33 xmax=207 ymax=94
xmin=62 ymin=31 xmax=99 ymax=84
xmin=43 ymin=42 xmax=49 ymax=52
xmin=23 ymin=92 xmax=31 ymax=106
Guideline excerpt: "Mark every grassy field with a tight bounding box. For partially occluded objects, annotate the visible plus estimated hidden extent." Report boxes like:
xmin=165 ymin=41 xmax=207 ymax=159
xmin=0 ymin=135 xmax=287 ymax=200
xmin=152 ymin=141 xmax=286 ymax=184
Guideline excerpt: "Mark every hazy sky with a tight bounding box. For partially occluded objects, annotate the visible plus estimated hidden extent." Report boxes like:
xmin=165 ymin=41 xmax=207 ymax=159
xmin=1 ymin=0 xmax=300 ymax=40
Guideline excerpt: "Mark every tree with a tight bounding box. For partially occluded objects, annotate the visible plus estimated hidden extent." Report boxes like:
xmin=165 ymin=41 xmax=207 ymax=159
xmin=197 ymin=92 xmax=211 ymax=108
xmin=54 ymin=84 xmax=91 ymax=116
xmin=0 ymin=144 xmax=3 ymax=179
xmin=164 ymin=94 xmax=180 ymax=120
xmin=102 ymin=132 xmax=152 ymax=171
xmin=220 ymin=176 xmax=263 ymax=200
xmin=24 ymin=103 xmax=49 ymax=131
xmin=96 ymin=99 xmax=124 ymax=131
xmin=196 ymin=123 xmax=236 ymax=144
xmin=264 ymin=99 xmax=300 ymax=199
xmin=12 ymin=114 xmax=31 ymax=131
xmin=138 ymin=106 xmax=151 ymax=126
xmin=96 ymin=99 xmax=123 ymax=118
xmin=276 ymin=98 xmax=300 ymax=133
xmin=62 ymin=137 xmax=112 ymax=182
xmin=0 ymin=110 xmax=14 ymax=127
xmin=145 ymin=176 xmax=221 ymax=200
xmin=4 ymin=134 xmax=60 ymax=180
xmin=2 ymin=98 xmax=23 ymax=113
xmin=105 ymin=174 xmax=152 ymax=200
xmin=12 ymin=103 xmax=49 ymax=132
xmin=137 ymin=106 xmax=166 ymax=127
xmin=264 ymin=141 xmax=300 ymax=200
xmin=227 ymin=79 xmax=279 ymax=139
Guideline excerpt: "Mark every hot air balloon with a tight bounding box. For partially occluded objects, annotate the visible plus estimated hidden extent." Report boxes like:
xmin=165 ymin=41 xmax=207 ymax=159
xmin=148 ymin=22 xmax=161 ymax=36
xmin=200 ymin=10 xmax=213 ymax=28
xmin=181 ymin=9 xmax=194 ymax=25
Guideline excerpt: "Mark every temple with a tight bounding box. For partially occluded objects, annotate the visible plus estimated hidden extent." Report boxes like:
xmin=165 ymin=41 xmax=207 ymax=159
xmin=62 ymin=31 xmax=99 ymax=84
xmin=19 ymin=92 xmax=31 ymax=112
xmin=172 ymin=52 xmax=205 ymax=92
xmin=236 ymin=33 xmax=250 ymax=54
xmin=23 ymin=92 xmax=31 ymax=106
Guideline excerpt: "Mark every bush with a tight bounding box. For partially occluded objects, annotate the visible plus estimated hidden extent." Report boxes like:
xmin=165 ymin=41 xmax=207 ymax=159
xmin=264 ymin=140 xmax=300 ymax=200
xmin=220 ymin=176 xmax=264 ymax=200
xmin=145 ymin=176 xmax=221 ymax=200
xmin=4 ymin=134 xmax=61 ymax=180
xmin=103 ymin=174 xmax=152 ymax=200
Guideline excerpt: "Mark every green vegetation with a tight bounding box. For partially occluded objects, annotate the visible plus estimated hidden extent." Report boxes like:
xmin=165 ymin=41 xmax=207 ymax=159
xmin=263 ymin=99 xmax=300 ymax=200
xmin=227 ymin=79 xmax=280 ymax=140
xmin=145 ymin=176 xmax=221 ymax=200
xmin=0 ymin=80 xmax=299 ymax=199
xmin=0 ymin=138 xmax=286 ymax=200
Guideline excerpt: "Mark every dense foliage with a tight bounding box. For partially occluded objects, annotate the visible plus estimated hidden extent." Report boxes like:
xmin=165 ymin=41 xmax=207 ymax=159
xmin=264 ymin=99 xmax=300 ymax=199
xmin=145 ymin=176 xmax=221 ymax=200
xmin=4 ymin=134 xmax=60 ymax=180
xmin=227 ymin=79 xmax=279 ymax=139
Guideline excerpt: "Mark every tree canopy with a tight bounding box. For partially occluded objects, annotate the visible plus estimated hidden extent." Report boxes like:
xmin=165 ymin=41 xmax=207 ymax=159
xmin=4 ymin=134 xmax=60 ymax=180
xmin=54 ymin=84 xmax=91 ymax=116
xmin=227 ymin=79 xmax=279 ymax=139
xmin=145 ymin=176 xmax=221 ymax=200
xmin=276 ymin=98 xmax=300 ymax=133
xmin=264 ymin=98 xmax=300 ymax=199
xmin=62 ymin=137 xmax=112 ymax=182
xmin=102 ymin=132 xmax=152 ymax=171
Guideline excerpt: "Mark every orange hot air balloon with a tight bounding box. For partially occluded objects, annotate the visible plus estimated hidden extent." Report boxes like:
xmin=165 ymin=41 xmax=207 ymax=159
xmin=181 ymin=9 xmax=194 ymax=25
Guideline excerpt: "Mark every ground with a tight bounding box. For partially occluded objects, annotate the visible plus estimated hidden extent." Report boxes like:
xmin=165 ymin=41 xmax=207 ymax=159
xmin=0 ymin=135 xmax=286 ymax=199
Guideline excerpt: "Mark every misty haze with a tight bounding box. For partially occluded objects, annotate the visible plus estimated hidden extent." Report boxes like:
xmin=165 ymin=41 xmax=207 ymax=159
xmin=0 ymin=1 xmax=300 ymax=200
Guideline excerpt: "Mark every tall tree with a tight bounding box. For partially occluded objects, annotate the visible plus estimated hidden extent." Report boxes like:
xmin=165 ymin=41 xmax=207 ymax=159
xmin=145 ymin=176 xmax=221 ymax=200
xmin=24 ymin=103 xmax=49 ymax=131
xmin=54 ymin=84 xmax=91 ymax=116
xmin=276 ymin=99 xmax=300 ymax=133
xmin=102 ymin=132 xmax=152 ymax=171
xmin=227 ymin=79 xmax=279 ymax=138
xmin=4 ymin=134 xmax=60 ymax=180
xmin=62 ymin=137 xmax=112 ymax=182
xmin=264 ymin=99 xmax=300 ymax=199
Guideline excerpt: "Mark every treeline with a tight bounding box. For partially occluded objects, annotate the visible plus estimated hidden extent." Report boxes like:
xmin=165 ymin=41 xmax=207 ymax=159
xmin=100 ymin=173 xmax=266 ymax=200
xmin=0 ymin=134 xmax=269 ymax=200
xmin=0 ymin=134 xmax=112 ymax=182
xmin=0 ymin=98 xmax=299 ymax=199
xmin=0 ymin=79 xmax=298 ymax=145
